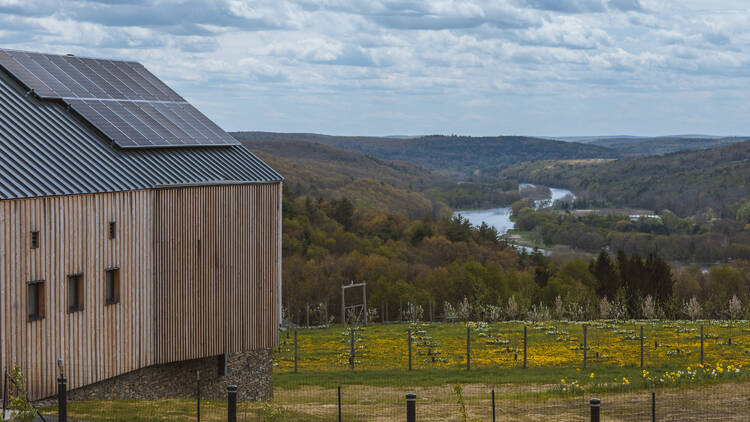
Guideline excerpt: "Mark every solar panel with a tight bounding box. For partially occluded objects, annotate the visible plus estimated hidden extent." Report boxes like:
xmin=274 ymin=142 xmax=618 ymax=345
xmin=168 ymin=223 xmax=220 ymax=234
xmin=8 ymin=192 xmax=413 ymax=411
xmin=0 ymin=48 xmax=237 ymax=148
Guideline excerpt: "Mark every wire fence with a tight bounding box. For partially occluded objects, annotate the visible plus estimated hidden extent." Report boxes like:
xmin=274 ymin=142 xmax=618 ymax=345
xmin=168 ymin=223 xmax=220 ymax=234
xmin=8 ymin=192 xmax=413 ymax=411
xmin=31 ymin=320 xmax=750 ymax=421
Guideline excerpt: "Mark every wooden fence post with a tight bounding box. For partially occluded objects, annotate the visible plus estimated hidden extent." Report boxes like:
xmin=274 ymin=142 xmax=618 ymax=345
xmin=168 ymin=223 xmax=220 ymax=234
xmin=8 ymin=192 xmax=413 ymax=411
xmin=583 ymin=324 xmax=587 ymax=369
xmin=408 ymin=328 xmax=412 ymax=371
xmin=700 ymin=324 xmax=704 ymax=365
xmin=294 ymin=329 xmax=299 ymax=374
xmin=523 ymin=325 xmax=528 ymax=369
xmin=640 ymin=325 xmax=644 ymax=369
xmin=466 ymin=325 xmax=471 ymax=371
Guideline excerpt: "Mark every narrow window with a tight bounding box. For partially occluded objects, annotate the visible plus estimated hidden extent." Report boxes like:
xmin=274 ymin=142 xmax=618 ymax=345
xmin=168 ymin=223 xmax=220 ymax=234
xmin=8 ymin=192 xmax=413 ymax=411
xmin=108 ymin=221 xmax=116 ymax=240
xmin=67 ymin=273 xmax=84 ymax=313
xmin=27 ymin=280 xmax=44 ymax=321
xmin=105 ymin=267 xmax=120 ymax=305
xmin=31 ymin=230 xmax=39 ymax=249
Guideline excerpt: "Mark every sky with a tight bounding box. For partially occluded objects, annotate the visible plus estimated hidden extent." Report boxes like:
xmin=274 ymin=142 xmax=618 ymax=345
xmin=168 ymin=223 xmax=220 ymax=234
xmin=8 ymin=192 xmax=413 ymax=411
xmin=0 ymin=0 xmax=749 ymax=137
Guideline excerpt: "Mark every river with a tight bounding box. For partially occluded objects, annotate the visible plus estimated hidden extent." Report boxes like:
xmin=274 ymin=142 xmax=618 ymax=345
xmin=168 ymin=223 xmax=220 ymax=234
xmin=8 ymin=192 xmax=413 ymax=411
xmin=454 ymin=184 xmax=575 ymax=252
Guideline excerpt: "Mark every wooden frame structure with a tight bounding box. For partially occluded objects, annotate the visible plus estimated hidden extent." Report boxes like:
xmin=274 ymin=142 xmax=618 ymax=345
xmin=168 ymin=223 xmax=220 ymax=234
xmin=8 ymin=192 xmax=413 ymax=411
xmin=341 ymin=281 xmax=367 ymax=327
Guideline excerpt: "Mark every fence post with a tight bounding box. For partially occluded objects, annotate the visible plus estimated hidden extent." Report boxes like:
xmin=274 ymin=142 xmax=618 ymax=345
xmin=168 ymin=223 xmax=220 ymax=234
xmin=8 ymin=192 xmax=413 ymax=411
xmin=337 ymin=384 xmax=342 ymax=422
xmin=583 ymin=324 xmax=587 ymax=369
xmin=227 ymin=385 xmax=237 ymax=422
xmin=2 ymin=371 xmax=8 ymax=418
xmin=350 ymin=327 xmax=355 ymax=370
xmin=651 ymin=391 xmax=656 ymax=422
xmin=491 ymin=386 xmax=496 ymax=422
xmin=589 ymin=398 xmax=600 ymax=422
xmin=408 ymin=328 xmax=413 ymax=371
xmin=294 ymin=328 xmax=299 ymax=374
xmin=700 ymin=324 xmax=704 ymax=365
xmin=58 ymin=374 xmax=67 ymax=422
xmin=382 ymin=301 xmax=386 ymax=323
xmin=406 ymin=393 xmax=416 ymax=422
xmin=196 ymin=370 xmax=201 ymax=422
xmin=385 ymin=302 xmax=389 ymax=323
xmin=640 ymin=326 xmax=644 ymax=369
xmin=399 ymin=299 xmax=403 ymax=323
xmin=523 ymin=325 xmax=528 ymax=369
xmin=466 ymin=325 xmax=471 ymax=371
xmin=306 ymin=303 xmax=310 ymax=328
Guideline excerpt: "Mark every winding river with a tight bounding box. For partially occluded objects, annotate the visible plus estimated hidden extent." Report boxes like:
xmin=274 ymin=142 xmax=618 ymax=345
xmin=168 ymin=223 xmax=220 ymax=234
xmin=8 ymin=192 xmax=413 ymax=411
xmin=454 ymin=184 xmax=575 ymax=252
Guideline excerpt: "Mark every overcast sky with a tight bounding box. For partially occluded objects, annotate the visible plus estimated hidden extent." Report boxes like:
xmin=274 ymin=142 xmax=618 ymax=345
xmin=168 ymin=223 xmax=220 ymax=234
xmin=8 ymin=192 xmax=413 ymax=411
xmin=1 ymin=0 xmax=748 ymax=137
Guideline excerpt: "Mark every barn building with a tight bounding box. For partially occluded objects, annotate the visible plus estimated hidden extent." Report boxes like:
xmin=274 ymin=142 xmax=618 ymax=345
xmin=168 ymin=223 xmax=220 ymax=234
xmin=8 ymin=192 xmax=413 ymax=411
xmin=0 ymin=48 xmax=283 ymax=401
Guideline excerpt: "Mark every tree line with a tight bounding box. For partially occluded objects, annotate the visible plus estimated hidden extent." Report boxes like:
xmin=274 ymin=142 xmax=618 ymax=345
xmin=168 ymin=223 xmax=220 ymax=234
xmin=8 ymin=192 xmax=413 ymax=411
xmin=281 ymin=189 xmax=750 ymax=325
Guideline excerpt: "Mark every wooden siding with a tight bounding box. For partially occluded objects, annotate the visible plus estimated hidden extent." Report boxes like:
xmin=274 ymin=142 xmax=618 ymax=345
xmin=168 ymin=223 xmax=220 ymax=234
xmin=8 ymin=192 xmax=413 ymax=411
xmin=0 ymin=190 xmax=154 ymax=399
xmin=0 ymin=182 xmax=281 ymax=399
xmin=153 ymin=183 xmax=281 ymax=364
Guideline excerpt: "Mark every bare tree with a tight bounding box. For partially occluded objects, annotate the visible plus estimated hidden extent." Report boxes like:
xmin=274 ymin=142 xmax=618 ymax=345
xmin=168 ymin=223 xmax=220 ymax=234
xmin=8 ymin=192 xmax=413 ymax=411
xmin=684 ymin=296 xmax=701 ymax=320
xmin=554 ymin=295 xmax=565 ymax=320
xmin=599 ymin=296 xmax=612 ymax=319
xmin=458 ymin=297 xmax=472 ymax=321
xmin=729 ymin=295 xmax=743 ymax=321
xmin=506 ymin=295 xmax=520 ymax=320
xmin=641 ymin=295 xmax=657 ymax=319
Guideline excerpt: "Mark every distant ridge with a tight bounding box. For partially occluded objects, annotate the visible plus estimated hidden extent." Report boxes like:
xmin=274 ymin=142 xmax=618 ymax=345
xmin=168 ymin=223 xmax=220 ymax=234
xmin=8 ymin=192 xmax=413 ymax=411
xmin=232 ymin=131 xmax=619 ymax=179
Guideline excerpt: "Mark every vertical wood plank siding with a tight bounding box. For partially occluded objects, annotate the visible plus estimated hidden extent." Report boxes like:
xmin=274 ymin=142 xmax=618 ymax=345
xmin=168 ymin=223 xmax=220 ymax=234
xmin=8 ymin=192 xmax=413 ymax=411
xmin=153 ymin=183 xmax=281 ymax=364
xmin=0 ymin=182 xmax=281 ymax=399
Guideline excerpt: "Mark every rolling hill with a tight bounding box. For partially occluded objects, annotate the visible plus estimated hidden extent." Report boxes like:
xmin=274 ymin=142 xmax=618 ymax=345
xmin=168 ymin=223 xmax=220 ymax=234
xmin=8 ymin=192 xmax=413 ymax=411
xmin=502 ymin=140 xmax=750 ymax=218
xmin=574 ymin=136 xmax=748 ymax=156
xmin=233 ymin=132 xmax=619 ymax=179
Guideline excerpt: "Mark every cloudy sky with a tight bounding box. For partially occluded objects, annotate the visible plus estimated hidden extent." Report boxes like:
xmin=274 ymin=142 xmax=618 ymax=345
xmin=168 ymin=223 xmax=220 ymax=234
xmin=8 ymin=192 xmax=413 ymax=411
xmin=0 ymin=0 xmax=748 ymax=136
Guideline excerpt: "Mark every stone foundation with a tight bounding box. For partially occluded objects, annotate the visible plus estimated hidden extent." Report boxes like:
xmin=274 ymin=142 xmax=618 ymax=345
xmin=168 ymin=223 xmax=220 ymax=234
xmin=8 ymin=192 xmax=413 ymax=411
xmin=65 ymin=349 xmax=272 ymax=402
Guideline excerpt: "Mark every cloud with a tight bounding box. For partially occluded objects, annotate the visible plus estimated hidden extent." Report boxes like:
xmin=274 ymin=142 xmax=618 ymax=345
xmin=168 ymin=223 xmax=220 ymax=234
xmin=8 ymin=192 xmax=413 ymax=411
xmin=0 ymin=0 xmax=748 ymax=135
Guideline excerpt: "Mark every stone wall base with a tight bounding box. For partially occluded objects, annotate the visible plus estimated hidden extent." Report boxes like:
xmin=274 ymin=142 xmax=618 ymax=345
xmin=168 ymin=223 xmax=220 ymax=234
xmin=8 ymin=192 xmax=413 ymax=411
xmin=64 ymin=349 xmax=272 ymax=402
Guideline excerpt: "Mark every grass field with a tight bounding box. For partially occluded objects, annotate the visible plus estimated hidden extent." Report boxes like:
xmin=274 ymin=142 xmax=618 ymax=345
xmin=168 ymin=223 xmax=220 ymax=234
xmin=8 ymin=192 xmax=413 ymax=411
xmin=42 ymin=320 xmax=750 ymax=421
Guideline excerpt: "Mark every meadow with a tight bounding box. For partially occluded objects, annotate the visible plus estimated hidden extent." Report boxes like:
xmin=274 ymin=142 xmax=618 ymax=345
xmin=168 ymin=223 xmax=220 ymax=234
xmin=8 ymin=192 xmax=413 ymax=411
xmin=46 ymin=320 xmax=750 ymax=421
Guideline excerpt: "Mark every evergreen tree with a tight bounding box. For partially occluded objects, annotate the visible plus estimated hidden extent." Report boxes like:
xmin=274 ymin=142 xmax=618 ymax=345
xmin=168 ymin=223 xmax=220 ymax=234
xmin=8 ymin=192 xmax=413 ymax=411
xmin=591 ymin=250 xmax=619 ymax=299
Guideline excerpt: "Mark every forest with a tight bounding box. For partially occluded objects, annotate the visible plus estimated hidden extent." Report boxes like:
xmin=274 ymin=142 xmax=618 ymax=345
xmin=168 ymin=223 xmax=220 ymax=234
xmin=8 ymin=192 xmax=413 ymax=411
xmin=281 ymin=187 xmax=750 ymax=324
xmin=234 ymin=132 xmax=619 ymax=179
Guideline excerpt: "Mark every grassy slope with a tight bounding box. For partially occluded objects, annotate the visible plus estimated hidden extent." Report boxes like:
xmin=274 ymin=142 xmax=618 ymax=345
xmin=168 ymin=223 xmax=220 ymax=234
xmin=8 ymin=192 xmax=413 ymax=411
xmin=502 ymin=140 xmax=750 ymax=217
xmin=240 ymin=137 xmax=453 ymax=218
xmin=234 ymin=132 xmax=620 ymax=179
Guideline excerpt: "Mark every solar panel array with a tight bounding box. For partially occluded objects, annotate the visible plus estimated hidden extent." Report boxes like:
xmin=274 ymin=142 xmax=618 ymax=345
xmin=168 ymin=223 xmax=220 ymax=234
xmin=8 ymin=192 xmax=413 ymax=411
xmin=0 ymin=49 xmax=239 ymax=148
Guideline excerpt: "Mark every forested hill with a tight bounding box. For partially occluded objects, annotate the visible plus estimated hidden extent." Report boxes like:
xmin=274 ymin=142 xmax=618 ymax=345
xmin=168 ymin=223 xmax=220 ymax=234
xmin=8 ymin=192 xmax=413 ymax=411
xmin=239 ymin=137 xmax=454 ymax=218
xmin=232 ymin=132 xmax=619 ymax=179
xmin=577 ymin=136 xmax=748 ymax=156
xmin=502 ymin=140 xmax=750 ymax=218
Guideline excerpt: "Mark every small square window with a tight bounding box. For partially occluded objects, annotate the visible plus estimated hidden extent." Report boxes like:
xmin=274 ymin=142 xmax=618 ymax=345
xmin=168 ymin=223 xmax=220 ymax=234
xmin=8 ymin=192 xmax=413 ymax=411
xmin=27 ymin=280 xmax=44 ymax=321
xmin=31 ymin=231 xmax=39 ymax=249
xmin=105 ymin=268 xmax=120 ymax=305
xmin=108 ymin=222 xmax=116 ymax=240
xmin=67 ymin=273 xmax=84 ymax=313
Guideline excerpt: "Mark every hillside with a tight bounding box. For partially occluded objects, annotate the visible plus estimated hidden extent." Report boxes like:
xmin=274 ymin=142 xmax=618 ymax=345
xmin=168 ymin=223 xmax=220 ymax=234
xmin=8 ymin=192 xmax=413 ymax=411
xmin=239 ymin=138 xmax=452 ymax=218
xmin=579 ymin=136 xmax=748 ymax=156
xmin=233 ymin=132 xmax=619 ymax=179
xmin=502 ymin=140 xmax=750 ymax=218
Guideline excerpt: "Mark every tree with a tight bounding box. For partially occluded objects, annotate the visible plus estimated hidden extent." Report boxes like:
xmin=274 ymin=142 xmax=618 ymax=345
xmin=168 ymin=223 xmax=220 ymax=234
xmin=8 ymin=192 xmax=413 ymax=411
xmin=332 ymin=197 xmax=354 ymax=230
xmin=591 ymin=250 xmax=618 ymax=299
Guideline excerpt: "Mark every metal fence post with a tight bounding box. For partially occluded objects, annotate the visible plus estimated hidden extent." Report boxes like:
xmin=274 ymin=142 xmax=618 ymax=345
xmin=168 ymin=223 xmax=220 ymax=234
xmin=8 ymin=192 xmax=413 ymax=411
xmin=491 ymin=386 xmax=496 ymax=422
xmin=227 ymin=385 xmax=237 ymax=422
xmin=523 ymin=325 xmax=528 ymax=369
xmin=466 ymin=325 xmax=471 ymax=371
xmin=2 ymin=371 xmax=8 ymax=418
xmin=640 ymin=325 xmax=644 ymax=369
xmin=196 ymin=370 xmax=201 ymax=422
xmin=350 ymin=328 xmax=355 ymax=370
xmin=651 ymin=391 xmax=656 ymax=422
xmin=338 ymin=385 xmax=342 ymax=422
xmin=408 ymin=328 xmax=412 ymax=371
xmin=583 ymin=325 xmax=587 ymax=369
xmin=294 ymin=328 xmax=299 ymax=374
xmin=589 ymin=398 xmax=600 ymax=422
xmin=58 ymin=374 xmax=67 ymax=422
xmin=700 ymin=325 xmax=704 ymax=365
xmin=406 ymin=393 xmax=416 ymax=422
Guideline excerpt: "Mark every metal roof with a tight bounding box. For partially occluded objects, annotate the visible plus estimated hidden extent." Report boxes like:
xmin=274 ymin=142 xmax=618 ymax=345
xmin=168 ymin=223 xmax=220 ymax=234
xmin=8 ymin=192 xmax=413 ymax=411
xmin=0 ymin=69 xmax=282 ymax=200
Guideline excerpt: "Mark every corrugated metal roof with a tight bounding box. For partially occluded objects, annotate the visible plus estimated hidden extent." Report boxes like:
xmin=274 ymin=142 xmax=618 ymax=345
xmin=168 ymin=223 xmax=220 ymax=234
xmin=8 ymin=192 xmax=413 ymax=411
xmin=0 ymin=70 xmax=282 ymax=200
